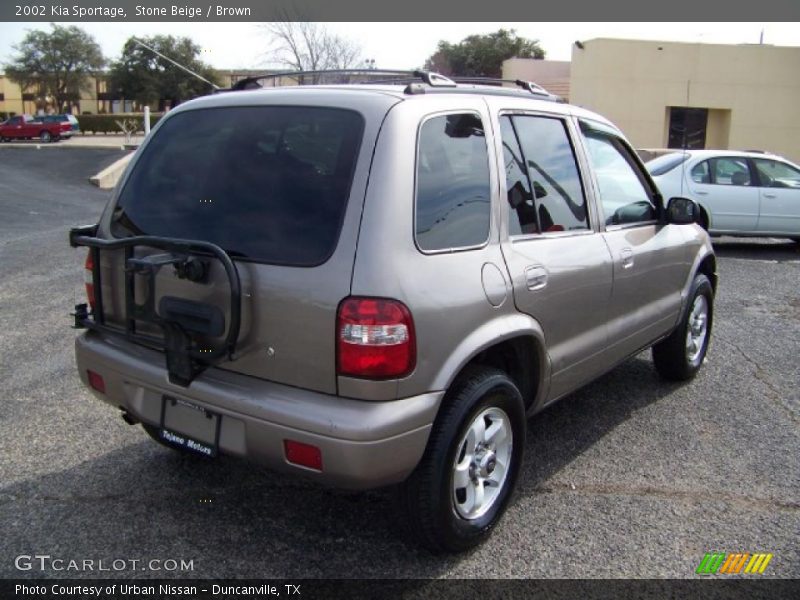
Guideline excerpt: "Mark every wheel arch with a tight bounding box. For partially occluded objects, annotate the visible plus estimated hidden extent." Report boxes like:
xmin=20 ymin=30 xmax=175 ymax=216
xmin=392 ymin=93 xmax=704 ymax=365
xmin=432 ymin=313 xmax=550 ymax=414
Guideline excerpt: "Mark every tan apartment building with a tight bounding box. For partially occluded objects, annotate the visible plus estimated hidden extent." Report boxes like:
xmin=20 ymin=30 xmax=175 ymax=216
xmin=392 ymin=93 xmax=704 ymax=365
xmin=0 ymin=69 xmax=295 ymax=117
xmin=504 ymin=39 xmax=800 ymax=164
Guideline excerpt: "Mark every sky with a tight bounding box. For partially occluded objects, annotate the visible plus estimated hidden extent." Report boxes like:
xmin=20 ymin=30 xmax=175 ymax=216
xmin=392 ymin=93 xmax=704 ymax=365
xmin=0 ymin=22 xmax=798 ymax=70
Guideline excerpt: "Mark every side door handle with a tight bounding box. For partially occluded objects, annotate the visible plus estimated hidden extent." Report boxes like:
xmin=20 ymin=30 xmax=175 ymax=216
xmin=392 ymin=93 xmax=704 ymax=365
xmin=620 ymin=247 xmax=634 ymax=270
xmin=763 ymin=193 xmax=777 ymax=199
xmin=694 ymin=190 xmax=709 ymax=196
xmin=525 ymin=265 xmax=548 ymax=291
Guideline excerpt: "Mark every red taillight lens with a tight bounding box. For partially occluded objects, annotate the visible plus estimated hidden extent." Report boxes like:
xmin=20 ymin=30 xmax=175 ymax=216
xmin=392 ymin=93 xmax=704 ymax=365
xmin=284 ymin=440 xmax=322 ymax=471
xmin=337 ymin=297 xmax=416 ymax=379
xmin=87 ymin=370 xmax=105 ymax=394
xmin=84 ymin=250 xmax=95 ymax=311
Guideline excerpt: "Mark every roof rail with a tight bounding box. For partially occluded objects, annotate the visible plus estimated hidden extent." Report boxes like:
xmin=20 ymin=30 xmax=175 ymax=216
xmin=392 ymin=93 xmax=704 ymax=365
xmin=450 ymin=77 xmax=559 ymax=99
xmin=228 ymin=69 xmax=456 ymax=92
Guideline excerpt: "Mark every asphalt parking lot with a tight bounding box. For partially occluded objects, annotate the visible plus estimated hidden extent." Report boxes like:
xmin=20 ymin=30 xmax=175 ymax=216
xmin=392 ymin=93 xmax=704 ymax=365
xmin=0 ymin=147 xmax=798 ymax=580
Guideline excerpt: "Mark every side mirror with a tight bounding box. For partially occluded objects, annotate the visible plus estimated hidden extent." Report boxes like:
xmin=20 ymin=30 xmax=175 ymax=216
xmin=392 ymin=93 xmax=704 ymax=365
xmin=666 ymin=196 xmax=698 ymax=225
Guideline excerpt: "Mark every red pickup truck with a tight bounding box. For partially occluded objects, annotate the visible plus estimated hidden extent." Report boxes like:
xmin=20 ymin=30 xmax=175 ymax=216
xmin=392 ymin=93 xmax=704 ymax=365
xmin=0 ymin=114 xmax=74 ymax=142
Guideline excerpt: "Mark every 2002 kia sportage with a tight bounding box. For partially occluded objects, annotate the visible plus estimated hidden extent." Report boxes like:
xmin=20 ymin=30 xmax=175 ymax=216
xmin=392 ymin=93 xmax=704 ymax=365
xmin=70 ymin=70 xmax=716 ymax=552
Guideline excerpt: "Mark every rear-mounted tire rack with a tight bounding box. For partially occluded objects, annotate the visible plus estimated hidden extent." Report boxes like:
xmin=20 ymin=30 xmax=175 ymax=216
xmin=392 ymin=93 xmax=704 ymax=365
xmin=69 ymin=224 xmax=242 ymax=386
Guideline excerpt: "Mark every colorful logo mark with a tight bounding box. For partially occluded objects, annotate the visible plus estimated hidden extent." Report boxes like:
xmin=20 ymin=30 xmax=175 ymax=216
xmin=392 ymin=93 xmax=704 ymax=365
xmin=696 ymin=552 xmax=773 ymax=575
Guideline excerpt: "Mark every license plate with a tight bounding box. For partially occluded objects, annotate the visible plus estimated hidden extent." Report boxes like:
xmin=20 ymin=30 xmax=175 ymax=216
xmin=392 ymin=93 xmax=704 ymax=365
xmin=159 ymin=396 xmax=220 ymax=457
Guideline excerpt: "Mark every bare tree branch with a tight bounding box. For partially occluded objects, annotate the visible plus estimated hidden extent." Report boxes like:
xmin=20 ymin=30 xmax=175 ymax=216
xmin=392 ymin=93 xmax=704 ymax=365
xmin=261 ymin=17 xmax=363 ymax=84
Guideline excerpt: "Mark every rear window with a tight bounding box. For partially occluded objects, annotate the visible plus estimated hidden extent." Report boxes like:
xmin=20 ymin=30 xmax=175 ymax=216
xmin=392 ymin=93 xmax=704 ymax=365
xmin=646 ymin=152 xmax=689 ymax=176
xmin=112 ymin=106 xmax=364 ymax=266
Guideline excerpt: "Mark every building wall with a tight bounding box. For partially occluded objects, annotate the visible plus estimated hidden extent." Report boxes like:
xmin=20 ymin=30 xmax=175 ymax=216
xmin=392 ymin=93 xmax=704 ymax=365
xmin=568 ymin=38 xmax=800 ymax=163
xmin=0 ymin=76 xmax=26 ymax=116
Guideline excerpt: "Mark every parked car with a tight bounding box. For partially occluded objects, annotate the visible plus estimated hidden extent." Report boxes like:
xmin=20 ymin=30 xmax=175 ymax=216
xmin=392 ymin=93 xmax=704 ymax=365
xmin=0 ymin=114 xmax=73 ymax=142
xmin=646 ymin=150 xmax=800 ymax=241
xmin=69 ymin=71 xmax=716 ymax=552
xmin=42 ymin=113 xmax=81 ymax=133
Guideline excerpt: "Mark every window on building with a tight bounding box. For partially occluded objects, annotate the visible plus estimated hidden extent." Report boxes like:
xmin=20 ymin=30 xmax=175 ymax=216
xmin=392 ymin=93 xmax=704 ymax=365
xmin=415 ymin=113 xmax=491 ymax=251
xmin=503 ymin=115 xmax=588 ymax=233
xmin=668 ymin=107 xmax=708 ymax=150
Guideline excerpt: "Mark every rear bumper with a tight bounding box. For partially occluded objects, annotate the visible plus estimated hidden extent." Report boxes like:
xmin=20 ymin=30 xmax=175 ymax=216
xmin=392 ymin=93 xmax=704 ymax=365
xmin=75 ymin=332 xmax=441 ymax=489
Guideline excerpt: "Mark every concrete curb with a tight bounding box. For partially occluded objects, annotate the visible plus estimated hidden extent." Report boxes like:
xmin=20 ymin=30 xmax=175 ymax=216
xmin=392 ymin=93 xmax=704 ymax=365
xmin=89 ymin=152 xmax=135 ymax=189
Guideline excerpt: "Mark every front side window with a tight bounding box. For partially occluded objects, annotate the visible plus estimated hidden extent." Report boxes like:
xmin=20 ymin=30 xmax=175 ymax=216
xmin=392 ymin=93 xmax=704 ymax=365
xmin=712 ymin=157 xmax=751 ymax=186
xmin=500 ymin=117 xmax=537 ymax=235
xmin=583 ymin=133 xmax=657 ymax=226
xmin=112 ymin=106 xmax=364 ymax=266
xmin=504 ymin=115 xmax=589 ymax=233
xmin=415 ymin=113 xmax=491 ymax=251
xmin=753 ymin=159 xmax=800 ymax=189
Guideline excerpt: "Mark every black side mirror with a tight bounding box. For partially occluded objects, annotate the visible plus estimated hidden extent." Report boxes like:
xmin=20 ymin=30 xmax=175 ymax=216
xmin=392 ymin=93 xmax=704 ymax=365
xmin=667 ymin=197 xmax=698 ymax=225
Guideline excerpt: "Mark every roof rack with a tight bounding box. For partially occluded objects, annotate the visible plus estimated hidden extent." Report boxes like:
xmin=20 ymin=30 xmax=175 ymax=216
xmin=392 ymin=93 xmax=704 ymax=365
xmin=450 ymin=77 xmax=559 ymax=99
xmin=226 ymin=69 xmax=560 ymax=101
xmin=228 ymin=69 xmax=456 ymax=92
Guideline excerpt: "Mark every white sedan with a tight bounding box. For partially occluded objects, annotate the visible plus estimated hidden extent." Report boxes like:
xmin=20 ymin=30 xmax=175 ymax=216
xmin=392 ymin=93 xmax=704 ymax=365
xmin=646 ymin=150 xmax=800 ymax=241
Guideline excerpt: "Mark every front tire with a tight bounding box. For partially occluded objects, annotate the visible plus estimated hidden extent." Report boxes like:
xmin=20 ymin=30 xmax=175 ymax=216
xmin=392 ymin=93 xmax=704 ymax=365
xmin=39 ymin=130 xmax=52 ymax=143
xmin=397 ymin=367 xmax=526 ymax=553
xmin=653 ymin=273 xmax=713 ymax=380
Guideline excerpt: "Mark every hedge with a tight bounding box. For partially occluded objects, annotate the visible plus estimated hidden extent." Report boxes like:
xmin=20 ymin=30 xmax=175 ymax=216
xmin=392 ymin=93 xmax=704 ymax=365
xmin=77 ymin=113 xmax=163 ymax=134
xmin=0 ymin=111 xmax=18 ymax=121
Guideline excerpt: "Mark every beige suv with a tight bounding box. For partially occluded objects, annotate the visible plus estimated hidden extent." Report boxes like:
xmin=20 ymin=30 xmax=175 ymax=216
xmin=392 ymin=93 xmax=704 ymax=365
xmin=70 ymin=70 xmax=716 ymax=552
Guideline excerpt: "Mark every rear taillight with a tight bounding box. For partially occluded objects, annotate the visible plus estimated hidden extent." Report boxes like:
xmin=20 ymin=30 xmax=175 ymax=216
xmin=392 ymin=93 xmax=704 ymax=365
xmin=337 ymin=297 xmax=416 ymax=379
xmin=84 ymin=250 xmax=95 ymax=311
xmin=284 ymin=440 xmax=322 ymax=471
xmin=87 ymin=370 xmax=105 ymax=394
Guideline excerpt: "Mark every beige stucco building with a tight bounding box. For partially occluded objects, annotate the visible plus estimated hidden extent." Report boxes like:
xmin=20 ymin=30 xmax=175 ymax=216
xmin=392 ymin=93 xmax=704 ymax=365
xmin=504 ymin=39 xmax=800 ymax=164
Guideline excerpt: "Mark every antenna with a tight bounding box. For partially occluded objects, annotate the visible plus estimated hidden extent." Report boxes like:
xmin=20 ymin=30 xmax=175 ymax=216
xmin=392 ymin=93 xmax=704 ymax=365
xmin=132 ymin=38 xmax=220 ymax=91
xmin=679 ymin=79 xmax=691 ymax=198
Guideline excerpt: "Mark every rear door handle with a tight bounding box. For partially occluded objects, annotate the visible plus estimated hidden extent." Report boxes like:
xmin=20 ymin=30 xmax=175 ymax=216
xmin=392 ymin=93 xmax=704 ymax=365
xmin=620 ymin=248 xmax=634 ymax=269
xmin=525 ymin=265 xmax=548 ymax=290
xmin=763 ymin=193 xmax=777 ymax=199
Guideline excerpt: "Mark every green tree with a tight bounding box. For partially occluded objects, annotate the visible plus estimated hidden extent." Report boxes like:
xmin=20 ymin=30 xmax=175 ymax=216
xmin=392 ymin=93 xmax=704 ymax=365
xmin=424 ymin=29 xmax=545 ymax=78
xmin=109 ymin=36 xmax=221 ymax=111
xmin=4 ymin=24 xmax=105 ymax=112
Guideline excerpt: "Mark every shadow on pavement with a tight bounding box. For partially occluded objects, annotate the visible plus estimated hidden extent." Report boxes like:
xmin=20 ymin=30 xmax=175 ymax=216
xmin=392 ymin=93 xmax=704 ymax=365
xmin=1 ymin=355 xmax=684 ymax=578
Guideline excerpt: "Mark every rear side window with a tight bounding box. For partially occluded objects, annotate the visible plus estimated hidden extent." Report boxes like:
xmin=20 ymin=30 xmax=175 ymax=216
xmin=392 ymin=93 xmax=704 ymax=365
xmin=647 ymin=152 xmax=689 ymax=176
xmin=710 ymin=157 xmax=751 ymax=186
xmin=415 ymin=113 xmax=491 ymax=251
xmin=112 ymin=106 xmax=364 ymax=266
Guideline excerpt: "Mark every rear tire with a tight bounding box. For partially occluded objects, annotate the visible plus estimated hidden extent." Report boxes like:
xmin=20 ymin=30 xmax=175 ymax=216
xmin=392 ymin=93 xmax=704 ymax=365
xmin=397 ymin=367 xmax=526 ymax=553
xmin=653 ymin=273 xmax=713 ymax=381
xmin=39 ymin=130 xmax=52 ymax=143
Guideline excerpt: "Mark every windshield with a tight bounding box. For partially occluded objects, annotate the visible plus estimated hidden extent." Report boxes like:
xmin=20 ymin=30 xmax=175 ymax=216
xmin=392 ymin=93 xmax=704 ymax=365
xmin=112 ymin=106 xmax=364 ymax=266
xmin=646 ymin=152 xmax=689 ymax=176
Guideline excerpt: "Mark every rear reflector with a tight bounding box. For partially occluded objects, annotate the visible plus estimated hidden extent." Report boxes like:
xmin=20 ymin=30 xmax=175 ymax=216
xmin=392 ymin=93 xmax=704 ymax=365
xmin=337 ymin=297 xmax=416 ymax=379
xmin=84 ymin=250 xmax=95 ymax=311
xmin=87 ymin=370 xmax=105 ymax=394
xmin=284 ymin=440 xmax=322 ymax=471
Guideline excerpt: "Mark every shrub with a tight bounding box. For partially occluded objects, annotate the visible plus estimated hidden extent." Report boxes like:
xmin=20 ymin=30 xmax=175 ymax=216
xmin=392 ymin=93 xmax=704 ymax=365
xmin=77 ymin=113 xmax=163 ymax=134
